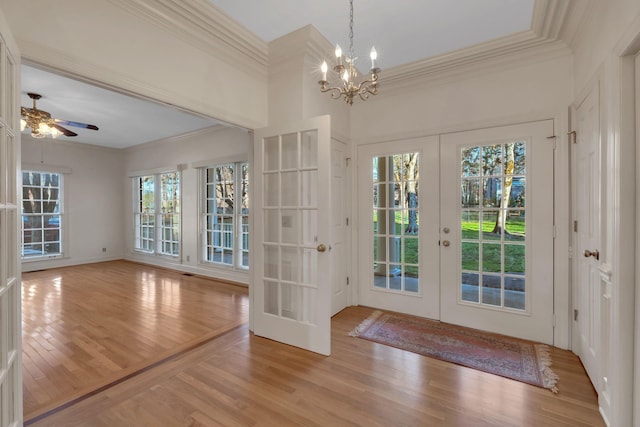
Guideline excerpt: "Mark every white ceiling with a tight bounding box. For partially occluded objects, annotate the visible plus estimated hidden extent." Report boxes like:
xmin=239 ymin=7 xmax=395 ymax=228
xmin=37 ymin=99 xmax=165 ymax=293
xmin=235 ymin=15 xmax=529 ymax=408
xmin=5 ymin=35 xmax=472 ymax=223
xmin=208 ymin=0 xmax=535 ymax=70
xmin=20 ymin=0 xmax=536 ymax=149
xmin=21 ymin=65 xmax=221 ymax=149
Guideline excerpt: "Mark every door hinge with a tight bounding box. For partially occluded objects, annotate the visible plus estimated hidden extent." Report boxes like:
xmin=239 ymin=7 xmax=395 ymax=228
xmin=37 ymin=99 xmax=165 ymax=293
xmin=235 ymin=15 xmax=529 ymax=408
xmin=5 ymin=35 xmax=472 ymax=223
xmin=553 ymin=315 xmax=556 ymax=327
xmin=553 ymin=226 xmax=557 ymax=239
xmin=568 ymin=130 xmax=577 ymax=144
xmin=574 ymin=309 xmax=579 ymax=321
xmin=573 ymin=220 xmax=578 ymax=232
xmin=346 ymin=217 xmax=349 ymax=226
xmin=346 ymin=277 xmax=350 ymax=286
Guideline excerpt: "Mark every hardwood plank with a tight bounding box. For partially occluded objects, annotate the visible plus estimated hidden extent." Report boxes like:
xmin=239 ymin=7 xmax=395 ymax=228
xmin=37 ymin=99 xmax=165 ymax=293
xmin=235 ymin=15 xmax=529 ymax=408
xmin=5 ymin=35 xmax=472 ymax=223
xmin=22 ymin=260 xmax=249 ymax=421
xmin=27 ymin=302 xmax=605 ymax=427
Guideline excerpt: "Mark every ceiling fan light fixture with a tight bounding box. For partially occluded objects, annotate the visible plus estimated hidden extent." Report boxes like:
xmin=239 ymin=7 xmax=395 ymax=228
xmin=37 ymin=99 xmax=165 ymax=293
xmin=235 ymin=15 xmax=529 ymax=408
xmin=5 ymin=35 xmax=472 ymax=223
xmin=20 ymin=92 xmax=98 ymax=139
xmin=31 ymin=127 xmax=45 ymax=139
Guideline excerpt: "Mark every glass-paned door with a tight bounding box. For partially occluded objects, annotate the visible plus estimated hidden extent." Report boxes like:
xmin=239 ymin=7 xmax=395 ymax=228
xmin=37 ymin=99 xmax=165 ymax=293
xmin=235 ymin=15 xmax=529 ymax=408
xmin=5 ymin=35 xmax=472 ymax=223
xmin=358 ymin=137 xmax=440 ymax=319
xmin=252 ymin=115 xmax=332 ymax=356
xmin=0 ymin=8 xmax=22 ymax=426
xmin=441 ymin=120 xmax=554 ymax=344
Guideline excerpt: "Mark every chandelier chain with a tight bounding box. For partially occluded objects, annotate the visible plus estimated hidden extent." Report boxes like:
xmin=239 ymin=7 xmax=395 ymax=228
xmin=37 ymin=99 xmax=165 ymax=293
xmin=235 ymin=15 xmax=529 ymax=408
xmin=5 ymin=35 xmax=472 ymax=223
xmin=349 ymin=0 xmax=354 ymax=59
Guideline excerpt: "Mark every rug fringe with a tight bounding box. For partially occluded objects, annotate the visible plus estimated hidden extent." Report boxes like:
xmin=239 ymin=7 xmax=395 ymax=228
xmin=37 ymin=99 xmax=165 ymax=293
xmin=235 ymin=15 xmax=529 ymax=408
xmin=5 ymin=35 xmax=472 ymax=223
xmin=349 ymin=310 xmax=383 ymax=337
xmin=535 ymin=344 xmax=559 ymax=393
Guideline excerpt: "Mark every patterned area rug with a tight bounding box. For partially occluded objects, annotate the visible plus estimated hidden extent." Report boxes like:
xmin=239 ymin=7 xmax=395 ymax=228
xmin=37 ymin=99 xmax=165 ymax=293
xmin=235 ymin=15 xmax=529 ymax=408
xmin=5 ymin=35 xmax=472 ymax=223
xmin=350 ymin=310 xmax=558 ymax=393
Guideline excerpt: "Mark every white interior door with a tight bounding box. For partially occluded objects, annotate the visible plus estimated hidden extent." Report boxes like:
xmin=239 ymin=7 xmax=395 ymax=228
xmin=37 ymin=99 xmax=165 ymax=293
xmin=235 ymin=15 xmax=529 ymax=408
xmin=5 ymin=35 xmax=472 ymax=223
xmin=0 ymin=7 xmax=22 ymax=426
xmin=252 ymin=115 xmax=332 ymax=356
xmin=330 ymin=139 xmax=348 ymax=316
xmin=440 ymin=121 xmax=555 ymax=344
xmin=357 ymin=137 xmax=440 ymax=319
xmin=572 ymin=83 xmax=602 ymax=386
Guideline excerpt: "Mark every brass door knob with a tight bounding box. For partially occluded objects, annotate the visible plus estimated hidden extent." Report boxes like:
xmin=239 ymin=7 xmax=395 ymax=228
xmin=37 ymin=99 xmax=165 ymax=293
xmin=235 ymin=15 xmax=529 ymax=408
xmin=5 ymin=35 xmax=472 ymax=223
xmin=442 ymin=240 xmax=450 ymax=247
xmin=317 ymin=244 xmax=327 ymax=252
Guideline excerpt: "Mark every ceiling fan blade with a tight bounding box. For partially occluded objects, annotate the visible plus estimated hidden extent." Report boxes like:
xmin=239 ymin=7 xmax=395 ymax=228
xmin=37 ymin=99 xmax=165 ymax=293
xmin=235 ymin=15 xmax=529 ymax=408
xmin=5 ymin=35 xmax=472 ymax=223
xmin=54 ymin=119 xmax=99 ymax=131
xmin=51 ymin=123 xmax=78 ymax=137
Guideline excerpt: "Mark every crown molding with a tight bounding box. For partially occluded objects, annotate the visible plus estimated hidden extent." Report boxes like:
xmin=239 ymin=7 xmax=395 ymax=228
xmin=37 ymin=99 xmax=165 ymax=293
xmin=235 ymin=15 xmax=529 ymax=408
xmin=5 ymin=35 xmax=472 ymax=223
xmin=380 ymin=39 xmax=571 ymax=95
xmin=122 ymin=124 xmax=231 ymax=153
xmin=532 ymin=0 xmax=572 ymax=39
xmin=107 ymin=0 xmax=268 ymax=72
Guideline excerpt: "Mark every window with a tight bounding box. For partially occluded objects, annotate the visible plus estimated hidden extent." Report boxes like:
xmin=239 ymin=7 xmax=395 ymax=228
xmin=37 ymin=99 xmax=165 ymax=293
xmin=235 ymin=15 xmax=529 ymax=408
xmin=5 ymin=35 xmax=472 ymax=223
xmin=202 ymin=162 xmax=249 ymax=269
xmin=133 ymin=171 xmax=180 ymax=256
xmin=22 ymin=171 xmax=63 ymax=258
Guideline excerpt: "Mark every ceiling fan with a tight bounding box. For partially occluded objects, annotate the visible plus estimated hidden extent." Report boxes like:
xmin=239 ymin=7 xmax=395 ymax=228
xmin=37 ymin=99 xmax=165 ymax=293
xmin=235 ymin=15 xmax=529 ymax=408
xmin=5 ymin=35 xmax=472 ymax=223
xmin=20 ymin=92 xmax=99 ymax=139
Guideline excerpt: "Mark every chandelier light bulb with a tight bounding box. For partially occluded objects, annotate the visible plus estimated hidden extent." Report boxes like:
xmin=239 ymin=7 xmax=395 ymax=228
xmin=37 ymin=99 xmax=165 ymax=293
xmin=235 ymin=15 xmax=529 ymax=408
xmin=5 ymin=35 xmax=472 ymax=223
xmin=20 ymin=118 xmax=26 ymax=131
xmin=321 ymin=61 xmax=328 ymax=81
xmin=370 ymin=46 xmax=377 ymax=69
xmin=335 ymin=44 xmax=343 ymax=66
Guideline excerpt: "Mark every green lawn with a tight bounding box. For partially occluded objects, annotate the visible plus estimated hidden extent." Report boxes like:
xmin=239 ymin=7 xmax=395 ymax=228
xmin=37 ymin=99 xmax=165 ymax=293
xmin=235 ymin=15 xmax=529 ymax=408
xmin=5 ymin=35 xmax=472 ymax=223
xmin=373 ymin=210 xmax=525 ymax=275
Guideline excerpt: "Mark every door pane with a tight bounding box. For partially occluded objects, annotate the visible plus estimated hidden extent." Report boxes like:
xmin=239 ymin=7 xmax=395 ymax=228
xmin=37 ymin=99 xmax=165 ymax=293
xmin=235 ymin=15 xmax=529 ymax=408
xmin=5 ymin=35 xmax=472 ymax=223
xmin=459 ymin=141 xmax=527 ymax=311
xmin=371 ymin=153 xmax=420 ymax=293
xmin=264 ymin=136 xmax=279 ymax=171
xmin=281 ymin=133 xmax=298 ymax=170
xmin=300 ymin=130 xmax=318 ymax=168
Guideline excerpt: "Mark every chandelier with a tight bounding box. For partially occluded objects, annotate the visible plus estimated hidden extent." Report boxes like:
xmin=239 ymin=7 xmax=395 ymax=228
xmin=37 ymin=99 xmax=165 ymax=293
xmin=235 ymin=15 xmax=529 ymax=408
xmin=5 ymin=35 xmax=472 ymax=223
xmin=318 ymin=0 xmax=380 ymax=105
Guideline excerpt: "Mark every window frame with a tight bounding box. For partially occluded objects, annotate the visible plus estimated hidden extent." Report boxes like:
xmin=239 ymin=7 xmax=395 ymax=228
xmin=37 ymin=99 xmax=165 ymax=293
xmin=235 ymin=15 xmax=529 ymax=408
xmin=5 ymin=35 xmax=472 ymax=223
xmin=133 ymin=171 xmax=181 ymax=257
xmin=200 ymin=161 xmax=249 ymax=270
xmin=21 ymin=170 xmax=64 ymax=260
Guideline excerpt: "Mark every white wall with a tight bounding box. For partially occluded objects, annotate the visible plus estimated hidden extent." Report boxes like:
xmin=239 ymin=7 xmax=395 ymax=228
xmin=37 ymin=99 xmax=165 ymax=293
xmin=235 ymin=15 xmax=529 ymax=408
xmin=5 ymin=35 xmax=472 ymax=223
xmin=570 ymin=1 xmax=640 ymax=425
xmin=21 ymin=137 xmax=125 ymax=271
xmin=268 ymin=25 xmax=351 ymax=141
xmin=123 ymin=126 xmax=251 ymax=284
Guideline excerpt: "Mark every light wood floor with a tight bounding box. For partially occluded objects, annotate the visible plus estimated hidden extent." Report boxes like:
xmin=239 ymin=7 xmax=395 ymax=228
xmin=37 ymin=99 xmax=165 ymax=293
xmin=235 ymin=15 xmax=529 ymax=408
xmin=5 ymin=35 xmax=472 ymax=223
xmin=22 ymin=260 xmax=249 ymax=422
xmin=23 ymin=262 xmax=604 ymax=426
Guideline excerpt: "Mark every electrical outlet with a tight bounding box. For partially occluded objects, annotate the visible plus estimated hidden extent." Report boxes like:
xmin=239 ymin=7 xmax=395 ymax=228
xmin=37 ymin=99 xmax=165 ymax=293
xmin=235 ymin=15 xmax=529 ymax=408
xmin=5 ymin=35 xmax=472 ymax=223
xmin=102 ymin=247 xmax=107 ymax=253
xmin=186 ymin=255 xmax=190 ymax=262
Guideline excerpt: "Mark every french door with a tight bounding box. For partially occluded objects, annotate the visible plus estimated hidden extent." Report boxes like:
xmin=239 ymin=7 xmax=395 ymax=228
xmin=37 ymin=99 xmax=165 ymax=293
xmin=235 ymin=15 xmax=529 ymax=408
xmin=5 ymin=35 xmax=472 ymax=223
xmin=358 ymin=121 xmax=555 ymax=344
xmin=357 ymin=137 xmax=440 ymax=319
xmin=252 ymin=115 xmax=333 ymax=355
xmin=440 ymin=121 xmax=554 ymax=344
xmin=0 ymin=7 xmax=22 ymax=426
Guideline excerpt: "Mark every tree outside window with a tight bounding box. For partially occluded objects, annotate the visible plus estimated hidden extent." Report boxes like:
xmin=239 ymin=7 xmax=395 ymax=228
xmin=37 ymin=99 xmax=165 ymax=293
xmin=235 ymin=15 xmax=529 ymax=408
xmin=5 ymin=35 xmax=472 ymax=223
xmin=134 ymin=172 xmax=180 ymax=256
xmin=22 ymin=171 xmax=63 ymax=258
xmin=202 ymin=162 xmax=249 ymax=269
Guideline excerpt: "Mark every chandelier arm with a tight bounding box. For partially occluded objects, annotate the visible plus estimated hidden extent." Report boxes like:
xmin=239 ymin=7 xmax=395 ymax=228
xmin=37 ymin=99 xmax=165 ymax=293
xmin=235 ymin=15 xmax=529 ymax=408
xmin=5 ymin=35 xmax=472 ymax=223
xmin=319 ymin=85 xmax=347 ymax=100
